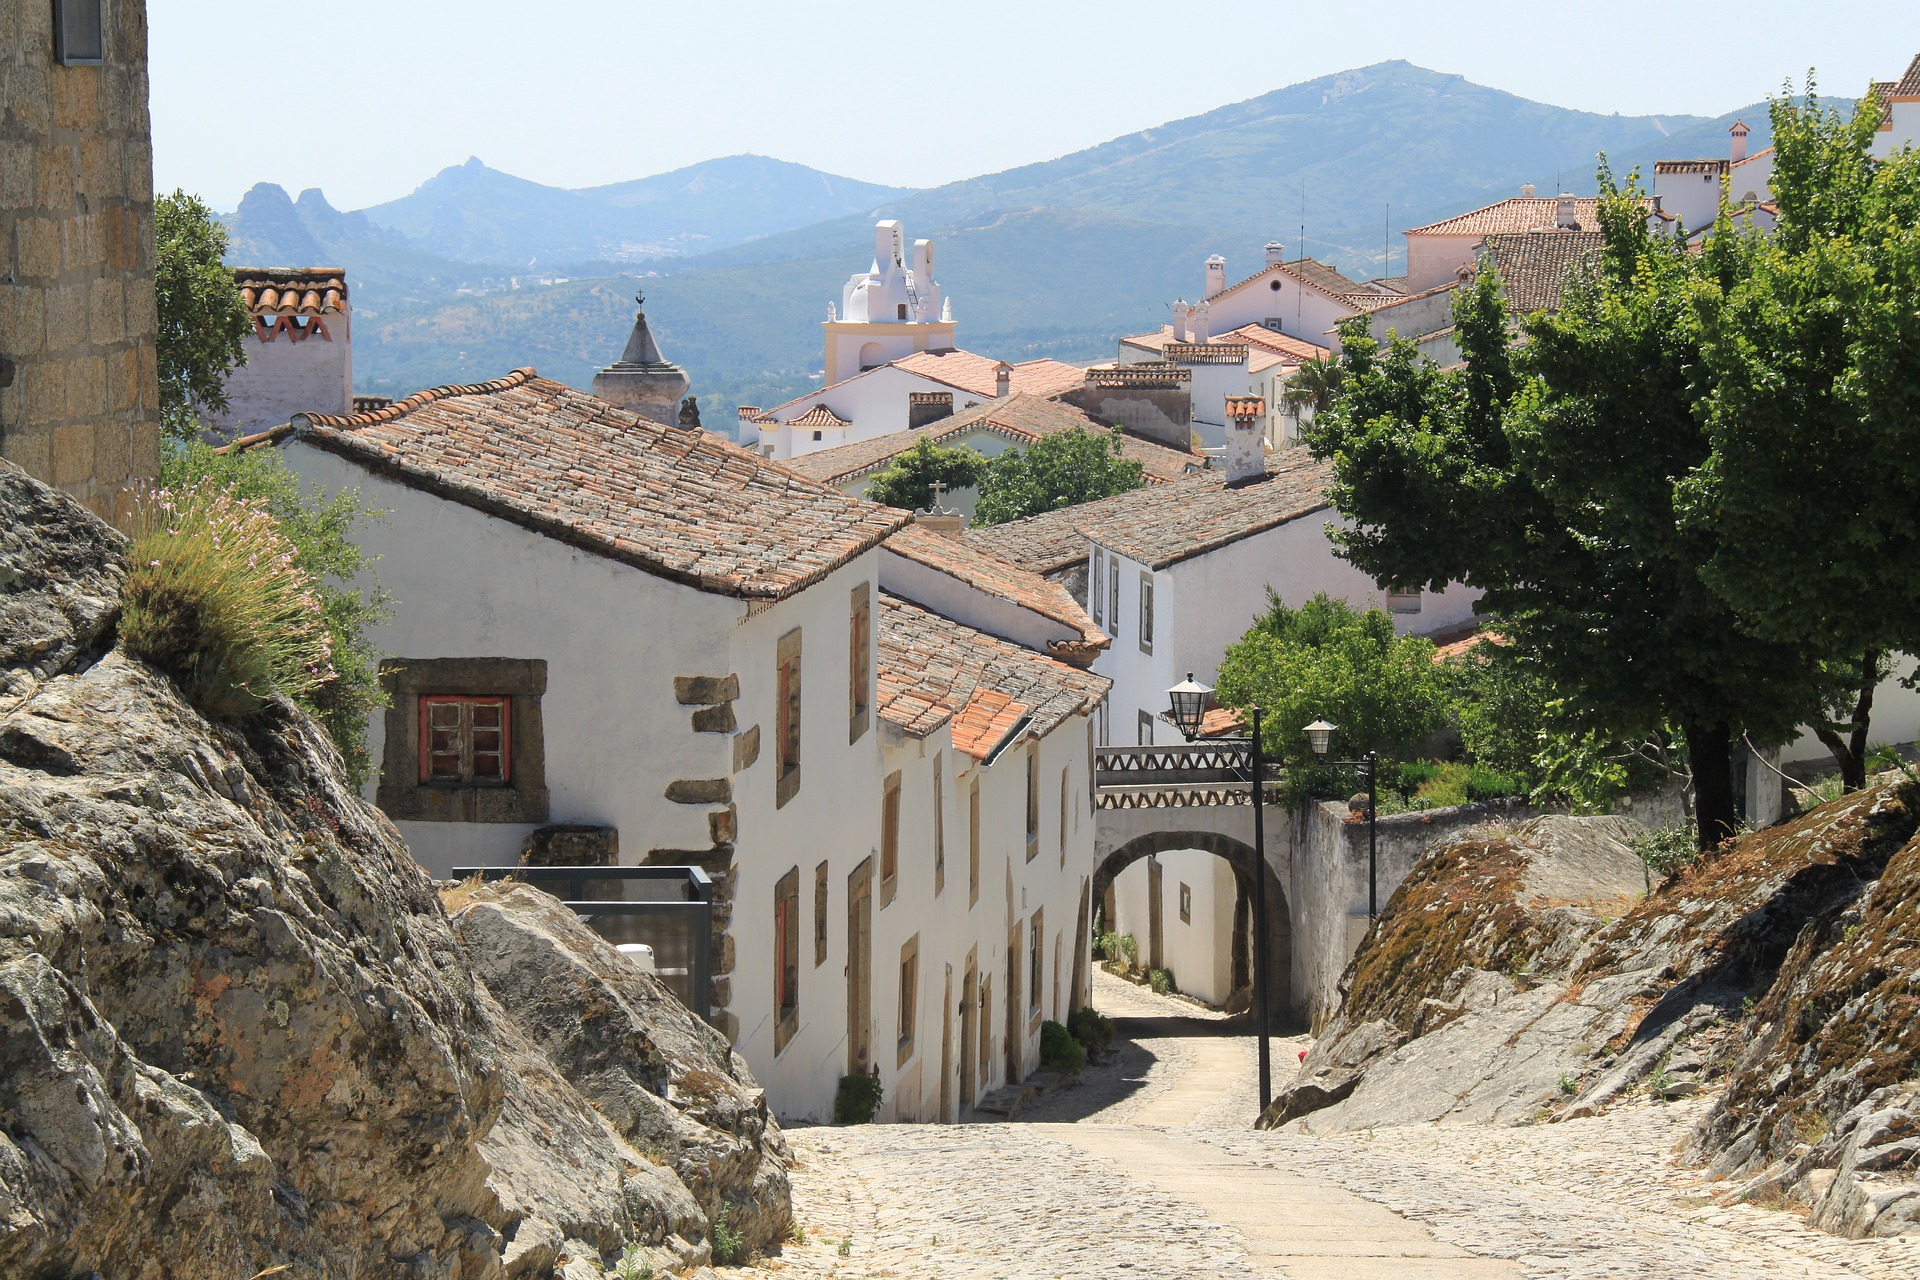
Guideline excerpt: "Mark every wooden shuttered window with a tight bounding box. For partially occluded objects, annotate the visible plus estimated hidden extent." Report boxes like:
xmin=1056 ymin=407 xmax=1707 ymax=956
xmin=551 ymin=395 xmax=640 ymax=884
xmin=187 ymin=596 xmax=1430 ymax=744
xmin=418 ymin=695 xmax=510 ymax=785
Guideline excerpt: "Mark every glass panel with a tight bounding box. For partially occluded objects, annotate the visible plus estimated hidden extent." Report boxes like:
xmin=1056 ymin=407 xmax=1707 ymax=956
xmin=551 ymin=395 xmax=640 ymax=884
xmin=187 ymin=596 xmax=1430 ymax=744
xmin=472 ymin=703 xmax=501 ymax=728
xmin=471 ymin=729 xmax=501 ymax=753
xmin=430 ymin=728 xmax=458 ymax=752
xmin=471 ymin=752 xmax=502 ymax=780
xmin=429 ymin=752 xmax=461 ymax=779
xmin=429 ymin=702 xmax=461 ymax=728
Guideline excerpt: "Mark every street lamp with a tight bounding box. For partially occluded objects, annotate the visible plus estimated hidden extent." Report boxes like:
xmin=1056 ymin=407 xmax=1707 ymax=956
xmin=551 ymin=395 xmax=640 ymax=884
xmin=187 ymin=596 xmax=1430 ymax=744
xmin=1304 ymin=720 xmax=1381 ymax=918
xmin=1166 ymin=674 xmax=1274 ymax=1113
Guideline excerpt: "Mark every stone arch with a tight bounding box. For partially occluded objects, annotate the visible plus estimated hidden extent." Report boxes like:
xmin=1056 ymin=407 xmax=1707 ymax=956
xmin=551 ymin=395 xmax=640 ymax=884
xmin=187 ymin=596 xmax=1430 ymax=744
xmin=1091 ymin=830 xmax=1294 ymax=1030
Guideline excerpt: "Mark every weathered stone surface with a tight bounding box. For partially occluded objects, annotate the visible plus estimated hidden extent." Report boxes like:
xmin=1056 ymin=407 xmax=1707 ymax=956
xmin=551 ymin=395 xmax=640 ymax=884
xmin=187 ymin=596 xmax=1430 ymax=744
xmin=0 ymin=464 xmax=791 ymax=1276
xmin=733 ymin=724 xmax=761 ymax=771
xmin=0 ymin=461 xmax=122 ymax=708
xmin=666 ymin=777 xmax=732 ymax=805
xmin=520 ymin=822 xmax=619 ymax=866
xmin=691 ymin=702 xmax=737 ymax=733
xmin=674 ymin=674 xmax=739 ymax=706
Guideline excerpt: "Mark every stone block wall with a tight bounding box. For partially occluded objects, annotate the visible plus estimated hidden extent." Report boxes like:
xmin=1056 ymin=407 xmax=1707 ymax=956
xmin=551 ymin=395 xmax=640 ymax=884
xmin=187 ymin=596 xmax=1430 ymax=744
xmin=0 ymin=0 xmax=159 ymax=524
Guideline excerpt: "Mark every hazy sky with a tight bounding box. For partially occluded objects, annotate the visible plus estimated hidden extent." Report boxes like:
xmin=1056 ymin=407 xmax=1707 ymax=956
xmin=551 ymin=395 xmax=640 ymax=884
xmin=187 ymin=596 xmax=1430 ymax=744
xmin=151 ymin=0 xmax=1914 ymax=212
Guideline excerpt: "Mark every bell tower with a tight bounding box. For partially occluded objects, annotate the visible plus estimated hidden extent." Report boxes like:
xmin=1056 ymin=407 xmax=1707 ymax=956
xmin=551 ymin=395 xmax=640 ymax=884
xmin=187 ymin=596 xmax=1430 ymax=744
xmin=821 ymin=220 xmax=959 ymax=384
xmin=591 ymin=292 xmax=690 ymax=425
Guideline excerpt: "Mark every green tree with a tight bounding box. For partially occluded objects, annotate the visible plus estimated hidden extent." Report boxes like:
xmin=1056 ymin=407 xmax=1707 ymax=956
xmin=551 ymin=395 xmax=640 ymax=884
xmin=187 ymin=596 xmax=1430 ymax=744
xmin=161 ymin=441 xmax=393 ymax=787
xmin=1279 ymin=354 xmax=1346 ymax=422
xmin=971 ymin=427 xmax=1145 ymax=527
xmin=1309 ymin=171 xmax=1826 ymax=849
xmin=863 ymin=436 xmax=988 ymax=510
xmin=1681 ymin=83 xmax=1920 ymax=790
xmin=1214 ymin=592 xmax=1450 ymax=774
xmin=155 ymin=190 xmax=250 ymax=441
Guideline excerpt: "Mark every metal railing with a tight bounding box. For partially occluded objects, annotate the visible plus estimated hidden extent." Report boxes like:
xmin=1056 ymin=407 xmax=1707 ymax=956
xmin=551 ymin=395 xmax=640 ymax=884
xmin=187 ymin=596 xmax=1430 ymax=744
xmin=1093 ymin=743 xmax=1282 ymax=810
xmin=452 ymin=865 xmax=713 ymax=1021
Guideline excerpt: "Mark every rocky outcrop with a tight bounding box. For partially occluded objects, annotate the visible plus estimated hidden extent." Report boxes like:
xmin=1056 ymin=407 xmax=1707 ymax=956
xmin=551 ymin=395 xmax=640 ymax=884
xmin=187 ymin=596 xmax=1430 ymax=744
xmin=0 ymin=461 xmax=790 ymax=1277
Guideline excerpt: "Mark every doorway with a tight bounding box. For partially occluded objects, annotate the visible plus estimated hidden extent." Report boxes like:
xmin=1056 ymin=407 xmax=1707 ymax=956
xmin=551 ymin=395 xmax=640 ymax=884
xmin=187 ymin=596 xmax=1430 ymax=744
xmin=959 ymin=953 xmax=977 ymax=1108
xmin=1005 ymin=923 xmax=1023 ymax=1084
xmin=939 ymin=968 xmax=954 ymax=1123
xmin=847 ymin=858 xmax=873 ymax=1075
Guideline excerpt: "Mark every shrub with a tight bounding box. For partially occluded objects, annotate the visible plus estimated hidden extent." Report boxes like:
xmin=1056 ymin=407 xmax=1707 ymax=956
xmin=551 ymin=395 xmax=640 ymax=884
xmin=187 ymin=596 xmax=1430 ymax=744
xmin=1629 ymin=823 xmax=1702 ymax=881
xmin=121 ymin=483 xmax=335 ymax=718
xmin=1068 ymin=1006 xmax=1114 ymax=1056
xmin=1039 ymin=1019 xmax=1086 ymax=1074
xmin=1392 ymin=759 xmax=1443 ymax=797
xmin=608 ymin=1244 xmax=654 ymax=1279
xmin=1116 ymin=933 xmax=1139 ymax=968
xmin=1147 ymin=967 xmax=1177 ymax=997
xmin=833 ymin=1072 xmax=884 ymax=1124
xmin=1464 ymin=762 xmax=1525 ymax=801
xmin=710 ymin=1209 xmax=745 ymax=1265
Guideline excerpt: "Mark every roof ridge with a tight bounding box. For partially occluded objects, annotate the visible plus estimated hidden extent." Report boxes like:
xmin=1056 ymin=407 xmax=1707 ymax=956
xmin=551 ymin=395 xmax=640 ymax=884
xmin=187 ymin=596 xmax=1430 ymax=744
xmin=301 ymin=368 xmax=540 ymax=430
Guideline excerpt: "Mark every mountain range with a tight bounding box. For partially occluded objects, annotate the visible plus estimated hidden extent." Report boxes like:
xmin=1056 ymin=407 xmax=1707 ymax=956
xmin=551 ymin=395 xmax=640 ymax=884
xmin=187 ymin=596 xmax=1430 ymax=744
xmin=225 ymin=61 xmax=1820 ymax=420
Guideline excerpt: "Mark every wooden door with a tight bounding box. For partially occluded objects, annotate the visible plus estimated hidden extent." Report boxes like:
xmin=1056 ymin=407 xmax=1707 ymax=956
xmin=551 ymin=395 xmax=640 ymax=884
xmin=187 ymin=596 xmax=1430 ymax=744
xmin=939 ymin=968 xmax=954 ymax=1123
xmin=977 ymin=974 xmax=992 ymax=1089
xmin=959 ymin=957 xmax=977 ymax=1107
xmin=1005 ymin=924 xmax=1022 ymax=1084
xmin=847 ymin=858 xmax=873 ymax=1075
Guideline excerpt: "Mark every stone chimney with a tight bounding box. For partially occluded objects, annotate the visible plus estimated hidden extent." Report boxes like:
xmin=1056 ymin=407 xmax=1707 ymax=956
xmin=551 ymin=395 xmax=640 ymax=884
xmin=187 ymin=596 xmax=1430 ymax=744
xmin=1521 ymin=181 xmax=1536 ymax=198
xmin=993 ymin=361 xmax=1012 ymax=398
xmin=1730 ymin=119 xmax=1750 ymax=165
xmin=1222 ymin=395 xmax=1267 ymax=483
xmin=1171 ymin=299 xmax=1190 ymax=342
xmin=1204 ymin=254 xmax=1227 ymax=300
xmin=1265 ymin=241 xmax=1286 ymax=268
xmin=1556 ymin=193 xmax=1578 ymax=230
xmin=1190 ymin=301 xmax=1211 ymax=343
xmin=908 ymin=391 xmax=953 ymax=429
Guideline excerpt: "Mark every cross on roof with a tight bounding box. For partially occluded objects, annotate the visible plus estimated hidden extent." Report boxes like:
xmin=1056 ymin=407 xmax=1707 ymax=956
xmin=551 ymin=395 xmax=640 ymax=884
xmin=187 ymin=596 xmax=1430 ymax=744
xmin=927 ymin=480 xmax=948 ymax=509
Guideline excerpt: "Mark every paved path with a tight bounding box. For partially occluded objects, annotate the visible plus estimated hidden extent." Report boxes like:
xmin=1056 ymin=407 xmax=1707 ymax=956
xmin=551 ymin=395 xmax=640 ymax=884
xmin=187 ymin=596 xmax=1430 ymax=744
xmin=763 ymin=970 xmax=1920 ymax=1280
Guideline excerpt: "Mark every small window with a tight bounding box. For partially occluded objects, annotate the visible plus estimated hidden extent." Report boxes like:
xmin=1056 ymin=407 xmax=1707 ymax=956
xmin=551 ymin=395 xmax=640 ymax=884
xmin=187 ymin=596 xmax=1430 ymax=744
xmin=813 ymin=860 xmax=830 ymax=966
xmin=881 ymin=770 xmax=902 ymax=903
xmin=968 ymin=776 xmax=981 ymax=907
xmin=1028 ymin=912 xmax=1044 ymax=1018
xmin=1179 ymin=882 xmax=1192 ymax=924
xmin=897 ymin=934 xmax=920 ymax=1067
xmin=1387 ymin=585 xmax=1422 ymax=614
xmin=1137 ymin=710 xmax=1154 ymax=747
xmin=418 ymin=696 xmax=510 ymax=785
xmin=812 ymin=430 xmax=823 ymax=441
xmin=1269 ymin=279 xmax=1283 ymax=293
xmin=1059 ymin=766 xmax=1069 ymax=865
xmin=897 ymin=303 xmax=909 ymax=320
xmin=53 ymin=0 xmax=105 ymax=65
xmin=1024 ymin=746 xmax=1039 ymax=861
xmin=1138 ymin=572 xmax=1155 ymax=655
xmin=774 ymin=867 xmax=801 ymax=1053
xmin=1108 ymin=558 xmax=1122 ymax=640
xmin=933 ymin=755 xmax=946 ymax=896
xmin=776 ymin=628 xmax=802 ymax=807
xmin=1091 ymin=548 xmax=1105 ymax=625
xmin=849 ymin=584 xmax=872 ymax=741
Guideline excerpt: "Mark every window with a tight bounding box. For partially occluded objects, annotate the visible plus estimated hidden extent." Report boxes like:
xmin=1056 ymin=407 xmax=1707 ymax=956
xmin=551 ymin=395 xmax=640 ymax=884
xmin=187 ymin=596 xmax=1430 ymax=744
xmin=1028 ymin=912 xmax=1044 ymax=1019
xmin=1137 ymin=709 xmax=1154 ymax=747
xmin=897 ymin=303 xmax=909 ymax=320
xmin=897 ymin=934 xmax=920 ymax=1067
xmin=774 ymin=867 xmax=801 ymax=1053
xmin=378 ymin=658 xmax=548 ymax=824
xmin=1024 ymin=746 xmax=1039 ymax=861
xmin=813 ymin=860 xmax=830 ymax=966
xmin=776 ymin=628 xmax=802 ymax=807
xmin=53 ymin=0 xmax=105 ymax=65
xmin=849 ymin=584 xmax=872 ymax=741
xmin=1091 ymin=548 xmax=1105 ymax=625
xmin=1058 ymin=766 xmax=1069 ymax=865
xmin=1387 ymin=585 xmax=1423 ymax=614
xmin=1179 ymin=882 xmax=1192 ymax=924
xmin=812 ymin=430 xmax=822 ymax=441
xmin=1108 ymin=558 xmax=1122 ymax=640
xmin=880 ymin=770 xmax=902 ymax=903
xmin=933 ymin=755 xmax=946 ymax=896
xmin=1138 ymin=572 xmax=1154 ymax=655
xmin=418 ymin=696 xmax=509 ymax=785
xmin=968 ymin=776 xmax=980 ymax=906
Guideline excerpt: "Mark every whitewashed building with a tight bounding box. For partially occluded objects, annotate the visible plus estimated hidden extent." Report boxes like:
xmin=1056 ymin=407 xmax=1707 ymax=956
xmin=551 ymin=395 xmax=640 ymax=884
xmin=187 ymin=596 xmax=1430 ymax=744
xmin=822 ymin=220 xmax=957 ymax=385
xmin=1870 ymin=54 xmax=1920 ymax=159
xmin=203 ymin=268 xmax=353 ymax=438
xmin=238 ymin=369 xmax=1109 ymax=1122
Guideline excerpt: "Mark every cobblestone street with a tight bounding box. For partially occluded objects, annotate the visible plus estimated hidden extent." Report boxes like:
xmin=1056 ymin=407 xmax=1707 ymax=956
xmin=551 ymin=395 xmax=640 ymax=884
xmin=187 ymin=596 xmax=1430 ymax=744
xmin=758 ymin=971 xmax=1920 ymax=1280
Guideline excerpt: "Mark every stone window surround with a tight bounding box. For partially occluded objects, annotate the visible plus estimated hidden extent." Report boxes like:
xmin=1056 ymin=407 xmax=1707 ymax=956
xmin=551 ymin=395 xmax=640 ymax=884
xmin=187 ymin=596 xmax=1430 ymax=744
xmin=776 ymin=628 xmax=802 ymax=809
xmin=1027 ymin=910 xmax=1045 ymax=1029
xmin=1138 ymin=570 xmax=1155 ymax=655
xmin=896 ymin=932 xmax=920 ymax=1069
xmin=967 ymin=773 xmax=981 ymax=908
xmin=774 ymin=865 xmax=800 ymax=1055
xmin=1024 ymin=744 xmax=1040 ymax=862
xmin=880 ymin=769 xmax=901 ymax=906
xmin=813 ymin=859 xmax=830 ymax=967
xmin=932 ymin=754 xmax=946 ymax=897
xmin=377 ymin=658 xmax=548 ymax=824
xmin=1179 ymin=882 xmax=1192 ymax=924
xmin=849 ymin=582 xmax=872 ymax=743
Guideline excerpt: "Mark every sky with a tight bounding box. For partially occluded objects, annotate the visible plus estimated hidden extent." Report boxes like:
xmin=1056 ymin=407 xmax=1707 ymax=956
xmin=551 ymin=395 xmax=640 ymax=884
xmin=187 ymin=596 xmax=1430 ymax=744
xmin=151 ymin=0 xmax=1915 ymax=212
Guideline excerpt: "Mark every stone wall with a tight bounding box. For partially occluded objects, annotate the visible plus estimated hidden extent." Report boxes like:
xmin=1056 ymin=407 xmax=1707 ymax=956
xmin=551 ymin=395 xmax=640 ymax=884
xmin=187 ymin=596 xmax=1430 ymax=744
xmin=0 ymin=0 xmax=159 ymax=524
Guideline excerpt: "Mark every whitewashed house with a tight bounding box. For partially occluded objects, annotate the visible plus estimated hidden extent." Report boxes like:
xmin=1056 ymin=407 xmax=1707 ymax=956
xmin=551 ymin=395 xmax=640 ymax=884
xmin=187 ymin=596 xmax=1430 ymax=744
xmin=1872 ymin=54 xmax=1920 ymax=158
xmin=203 ymin=268 xmax=353 ymax=438
xmin=237 ymin=369 xmax=1108 ymax=1122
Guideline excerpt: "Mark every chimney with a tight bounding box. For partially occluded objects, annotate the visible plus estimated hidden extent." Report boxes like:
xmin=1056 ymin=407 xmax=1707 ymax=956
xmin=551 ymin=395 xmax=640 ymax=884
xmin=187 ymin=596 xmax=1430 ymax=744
xmin=735 ymin=405 xmax=761 ymax=446
xmin=1204 ymin=254 xmax=1227 ymax=300
xmin=1190 ymin=301 xmax=1211 ymax=343
xmin=1265 ymin=241 xmax=1286 ymax=268
xmin=1171 ymin=298 xmax=1190 ymax=342
xmin=993 ymin=360 xmax=1012 ymax=398
xmin=1223 ymin=396 xmax=1267 ymax=483
xmin=1730 ymin=119 xmax=1750 ymax=165
xmin=1521 ymin=181 xmax=1536 ymax=198
xmin=908 ymin=391 xmax=953 ymax=429
xmin=1556 ymin=192 xmax=1578 ymax=230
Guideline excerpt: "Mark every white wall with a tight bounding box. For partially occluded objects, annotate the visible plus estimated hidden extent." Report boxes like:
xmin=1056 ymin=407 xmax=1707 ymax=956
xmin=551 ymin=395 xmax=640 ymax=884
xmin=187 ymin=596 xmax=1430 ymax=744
xmin=1203 ymin=267 xmax=1356 ymax=340
xmin=208 ymin=316 xmax=353 ymax=437
xmin=1405 ymin=233 xmax=1483 ymax=291
xmin=759 ymin=366 xmax=987 ymax=461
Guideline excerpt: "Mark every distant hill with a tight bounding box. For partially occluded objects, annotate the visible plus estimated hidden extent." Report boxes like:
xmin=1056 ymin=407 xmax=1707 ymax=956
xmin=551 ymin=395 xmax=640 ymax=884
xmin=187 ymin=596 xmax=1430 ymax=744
xmin=356 ymin=154 xmax=908 ymax=266
xmin=249 ymin=62 xmax=1841 ymax=423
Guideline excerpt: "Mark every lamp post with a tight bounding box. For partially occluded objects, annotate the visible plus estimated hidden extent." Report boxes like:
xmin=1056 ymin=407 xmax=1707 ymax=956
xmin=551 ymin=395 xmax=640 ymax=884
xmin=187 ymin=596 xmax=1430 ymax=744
xmin=1305 ymin=720 xmax=1381 ymax=918
xmin=1167 ymin=674 xmax=1272 ymax=1113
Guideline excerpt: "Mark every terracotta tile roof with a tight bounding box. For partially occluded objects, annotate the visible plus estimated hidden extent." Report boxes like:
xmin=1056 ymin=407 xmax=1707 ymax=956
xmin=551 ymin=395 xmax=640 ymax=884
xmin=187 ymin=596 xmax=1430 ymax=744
xmin=883 ymin=522 xmax=1108 ymax=662
xmin=1156 ymin=705 xmax=1247 ymax=738
xmin=1430 ymin=625 xmax=1507 ymax=664
xmin=268 ymin=368 xmax=909 ymax=600
xmin=788 ymin=403 xmax=850 ymax=428
xmin=1654 ymin=159 xmax=1730 ymax=176
xmin=875 ymin=593 xmax=1110 ymax=756
xmin=967 ymin=448 xmax=1334 ymax=574
xmin=1481 ymin=229 xmax=1603 ymax=314
xmin=1209 ymin=256 xmax=1365 ymax=309
xmin=1222 ymin=324 xmax=1332 ymax=362
xmin=234 ymin=267 xmax=347 ymax=315
xmin=1731 ymin=147 xmax=1774 ymax=170
xmin=1404 ymin=196 xmax=1649 ymax=238
xmin=1887 ymin=53 xmax=1920 ymax=97
xmin=888 ymin=349 xmax=1086 ymax=400
xmin=781 ymin=394 xmax=1197 ymax=488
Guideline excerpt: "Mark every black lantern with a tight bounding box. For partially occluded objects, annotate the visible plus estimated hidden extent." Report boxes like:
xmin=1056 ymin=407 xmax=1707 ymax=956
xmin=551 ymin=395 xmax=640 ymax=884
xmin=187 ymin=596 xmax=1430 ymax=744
xmin=1166 ymin=674 xmax=1213 ymax=741
xmin=1304 ymin=719 xmax=1336 ymax=757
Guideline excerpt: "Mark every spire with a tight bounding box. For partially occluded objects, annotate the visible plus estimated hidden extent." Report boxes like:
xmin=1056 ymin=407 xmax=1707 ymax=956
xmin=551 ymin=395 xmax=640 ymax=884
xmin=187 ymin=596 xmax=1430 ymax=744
xmin=591 ymin=289 xmax=690 ymax=423
xmin=614 ymin=291 xmax=674 ymax=369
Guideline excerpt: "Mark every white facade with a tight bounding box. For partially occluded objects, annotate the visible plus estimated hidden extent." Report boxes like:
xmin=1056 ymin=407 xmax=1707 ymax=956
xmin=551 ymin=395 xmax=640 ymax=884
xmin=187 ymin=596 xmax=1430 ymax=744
xmin=207 ymin=306 xmax=352 ymax=437
xmin=748 ymin=365 xmax=984 ymax=461
xmin=1187 ymin=259 xmax=1360 ymax=348
xmin=280 ymin=439 xmax=1098 ymax=1123
xmin=1109 ymin=849 xmax=1239 ymax=1005
xmin=823 ymin=220 xmax=956 ymax=385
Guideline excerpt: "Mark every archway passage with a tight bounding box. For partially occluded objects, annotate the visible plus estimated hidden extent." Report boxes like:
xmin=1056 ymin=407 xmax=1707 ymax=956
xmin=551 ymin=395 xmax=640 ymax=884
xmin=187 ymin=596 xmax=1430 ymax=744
xmin=1090 ymin=830 xmax=1294 ymax=1033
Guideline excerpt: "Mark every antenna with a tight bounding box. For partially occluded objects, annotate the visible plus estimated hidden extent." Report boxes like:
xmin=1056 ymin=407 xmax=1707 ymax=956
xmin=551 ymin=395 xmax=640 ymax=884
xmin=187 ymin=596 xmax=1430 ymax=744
xmin=1385 ymin=203 xmax=1390 ymax=279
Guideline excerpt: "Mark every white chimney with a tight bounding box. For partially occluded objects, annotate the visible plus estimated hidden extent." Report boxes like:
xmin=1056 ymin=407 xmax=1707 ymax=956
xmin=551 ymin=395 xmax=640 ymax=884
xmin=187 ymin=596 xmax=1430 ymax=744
xmin=1171 ymin=299 xmax=1190 ymax=343
xmin=994 ymin=360 xmax=1012 ymax=398
xmin=1556 ymin=193 xmax=1578 ymax=230
xmin=1223 ymin=396 xmax=1267 ymax=483
xmin=1204 ymin=254 xmax=1227 ymax=300
xmin=1730 ymin=119 xmax=1750 ymax=165
xmin=1190 ymin=301 xmax=1210 ymax=343
xmin=1521 ymin=182 xmax=1536 ymax=198
xmin=1265 ymin=241 xmax=1286 ymax=268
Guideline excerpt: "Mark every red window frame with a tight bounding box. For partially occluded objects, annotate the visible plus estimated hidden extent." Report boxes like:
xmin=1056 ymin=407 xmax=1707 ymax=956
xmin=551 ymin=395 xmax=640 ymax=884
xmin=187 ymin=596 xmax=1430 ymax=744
xmin=418 ymin=695 xmax=511 ymax=785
